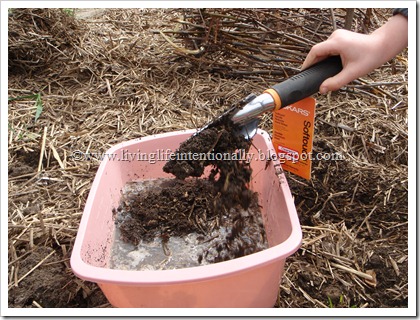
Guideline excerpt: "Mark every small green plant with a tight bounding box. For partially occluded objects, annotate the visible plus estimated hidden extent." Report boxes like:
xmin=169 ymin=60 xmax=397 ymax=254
xmin=62 ymin=8 xmax=75 ymax=17
xmin=327 ymin=294 xmax=358 ymax=308
xmin=8 ymin=93 xmax=43 ymax=122
xmin=327 ymin=294 xmax=345 ymax=308
xmin=327 ymin=296 xmax=334 ymax=308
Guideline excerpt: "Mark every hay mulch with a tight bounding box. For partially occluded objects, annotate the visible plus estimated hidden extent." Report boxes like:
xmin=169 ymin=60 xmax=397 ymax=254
xmin=7 ymin=8 xmax=408 ymax=309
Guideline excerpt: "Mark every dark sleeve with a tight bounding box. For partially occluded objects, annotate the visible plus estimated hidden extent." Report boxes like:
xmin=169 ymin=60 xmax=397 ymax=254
xmin=393 ymin=8 xmax=408 ymax=18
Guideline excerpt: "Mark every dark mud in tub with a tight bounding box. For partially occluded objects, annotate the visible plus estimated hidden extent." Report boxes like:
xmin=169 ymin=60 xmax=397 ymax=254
xmin=110 ymin=178 xmax=268 ymax=270
xmin=110 ymin=104 xmax=270 ymax=270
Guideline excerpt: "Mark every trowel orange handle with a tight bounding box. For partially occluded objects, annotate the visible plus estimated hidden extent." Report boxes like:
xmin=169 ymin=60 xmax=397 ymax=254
xmin=264 ymin=56 xmax=343 ymax=110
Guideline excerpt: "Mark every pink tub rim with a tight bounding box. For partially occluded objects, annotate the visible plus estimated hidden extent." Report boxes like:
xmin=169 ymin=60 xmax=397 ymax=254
xmin=70 ymin=129 xmax=302 ymax=286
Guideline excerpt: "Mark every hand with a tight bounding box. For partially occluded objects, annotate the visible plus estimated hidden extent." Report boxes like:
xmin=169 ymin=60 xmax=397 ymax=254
xmin=302 ymin=14 xmax=408 ymax=94
xmin=302 ymin=29 xmax=381 ymax=94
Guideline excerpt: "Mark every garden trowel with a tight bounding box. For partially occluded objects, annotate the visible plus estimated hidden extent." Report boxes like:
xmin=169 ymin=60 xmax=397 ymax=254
xmin=197 ymin=55 xmax=343 ymax=140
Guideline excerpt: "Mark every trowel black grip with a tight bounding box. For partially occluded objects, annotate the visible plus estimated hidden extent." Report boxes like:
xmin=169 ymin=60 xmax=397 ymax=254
xmin=271 ymin=55 xmax=343 ymax=108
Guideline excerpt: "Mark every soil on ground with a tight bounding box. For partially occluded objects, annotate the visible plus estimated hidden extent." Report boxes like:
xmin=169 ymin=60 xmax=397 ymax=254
xmin=8 ymin=247 xmax=108 ymax=308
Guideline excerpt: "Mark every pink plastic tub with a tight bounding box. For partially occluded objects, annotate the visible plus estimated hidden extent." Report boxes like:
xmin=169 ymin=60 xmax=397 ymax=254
xmin=70 ymin=129 xmax=302 ymax=308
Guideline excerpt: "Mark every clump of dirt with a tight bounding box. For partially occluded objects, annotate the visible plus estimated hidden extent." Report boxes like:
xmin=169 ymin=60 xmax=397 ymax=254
xmin=163 ymin=99 xmax=254 ymax=211
xmin=8 ymin=149 xmax=40 ymax=177
xmin=163 ymin=104 xmax=250 ymax=177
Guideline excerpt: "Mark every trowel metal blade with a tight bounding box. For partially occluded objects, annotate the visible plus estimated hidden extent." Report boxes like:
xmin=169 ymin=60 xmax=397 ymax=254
xmin=238 ymin=118 xmax=259 ymax=140
xmin=191 ymin=93 xmax=258 ymax=140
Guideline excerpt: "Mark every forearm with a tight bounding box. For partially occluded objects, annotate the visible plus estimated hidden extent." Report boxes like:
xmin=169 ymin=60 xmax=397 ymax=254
xmin=369 ymin=14 xmax=408 ymax=66
xmin=301 ymin=11 xmax=408 ymax=93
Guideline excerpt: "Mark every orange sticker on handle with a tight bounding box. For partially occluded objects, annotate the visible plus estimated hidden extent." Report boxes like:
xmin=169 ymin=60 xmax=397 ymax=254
xmin=272 ymin=97 xmax=316 ymax=180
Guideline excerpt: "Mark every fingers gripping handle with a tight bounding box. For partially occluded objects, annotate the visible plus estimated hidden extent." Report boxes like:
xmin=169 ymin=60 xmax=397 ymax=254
xmin=266 ymin=56 xmax=343 ymax=110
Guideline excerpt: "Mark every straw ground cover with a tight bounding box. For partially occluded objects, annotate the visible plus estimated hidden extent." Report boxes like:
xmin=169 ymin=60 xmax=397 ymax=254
xmin=7 ymin=8 xmax=408 ymax=308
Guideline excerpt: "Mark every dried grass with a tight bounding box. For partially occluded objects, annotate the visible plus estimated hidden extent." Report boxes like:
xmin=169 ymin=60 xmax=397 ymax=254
xmin=8 ymin=8 xmax=408 ymax=308
xmin=157 ymin=8 xmax=391 ymax=82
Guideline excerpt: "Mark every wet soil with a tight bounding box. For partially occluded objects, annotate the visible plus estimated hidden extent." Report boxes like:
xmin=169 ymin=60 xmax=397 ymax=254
xmin=115 ymin=108 xmax=268 ymax=265
xmin=115 ymin=178 xmax=267 ymax=265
